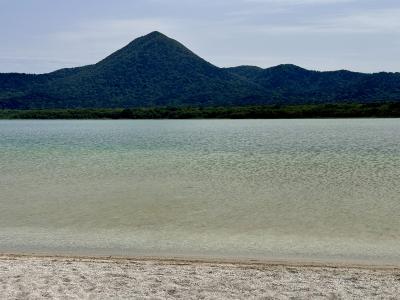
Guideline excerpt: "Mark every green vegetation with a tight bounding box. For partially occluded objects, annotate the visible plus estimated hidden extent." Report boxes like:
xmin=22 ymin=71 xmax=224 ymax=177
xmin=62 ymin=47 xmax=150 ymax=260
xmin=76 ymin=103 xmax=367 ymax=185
xmin=1 ymin=32 xmax=400 ymax=109
xmin=1 ymin=103 xmax=399 ymax=119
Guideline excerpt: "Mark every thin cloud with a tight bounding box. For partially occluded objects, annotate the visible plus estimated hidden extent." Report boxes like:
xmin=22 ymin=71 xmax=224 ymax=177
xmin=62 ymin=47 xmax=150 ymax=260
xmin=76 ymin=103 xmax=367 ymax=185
xmin=235 ymin=8 xmax=400 ymax=34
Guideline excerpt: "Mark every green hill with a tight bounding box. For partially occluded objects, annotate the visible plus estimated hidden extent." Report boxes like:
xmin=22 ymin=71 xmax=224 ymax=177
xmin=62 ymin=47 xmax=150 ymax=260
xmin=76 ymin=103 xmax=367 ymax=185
xmin=1 ymin=31 xmax=400 ymax=109
xmin=227 ymin=64 xmax=400 ymax=104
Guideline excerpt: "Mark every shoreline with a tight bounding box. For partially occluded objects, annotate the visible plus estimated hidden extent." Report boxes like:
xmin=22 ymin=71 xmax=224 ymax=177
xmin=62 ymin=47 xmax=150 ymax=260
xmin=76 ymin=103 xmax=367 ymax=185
xmin=2 ymin=252 xmax=399 ymax=271
xmin=1 ymin=103 xmax=400 ymax=120
xmin=1 ymin=252 xmax=399 ymax=298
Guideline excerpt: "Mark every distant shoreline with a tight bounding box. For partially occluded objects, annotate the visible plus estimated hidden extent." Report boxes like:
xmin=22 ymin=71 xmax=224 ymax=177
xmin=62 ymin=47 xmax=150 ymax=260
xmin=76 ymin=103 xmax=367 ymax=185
xmin=1 ymin=103 xmax=400 ymax=119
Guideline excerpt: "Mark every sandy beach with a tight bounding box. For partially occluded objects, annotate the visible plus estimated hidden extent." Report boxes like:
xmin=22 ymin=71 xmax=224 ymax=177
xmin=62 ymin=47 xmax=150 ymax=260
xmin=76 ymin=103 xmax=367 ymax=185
xmin=0 ymin=254 xmax=399 ymax=299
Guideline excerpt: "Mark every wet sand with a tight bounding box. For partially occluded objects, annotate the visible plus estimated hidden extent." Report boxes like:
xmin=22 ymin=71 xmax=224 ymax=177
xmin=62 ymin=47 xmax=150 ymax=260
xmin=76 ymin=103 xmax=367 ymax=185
xmin=1 ymin=254 xmax=399 ymax=299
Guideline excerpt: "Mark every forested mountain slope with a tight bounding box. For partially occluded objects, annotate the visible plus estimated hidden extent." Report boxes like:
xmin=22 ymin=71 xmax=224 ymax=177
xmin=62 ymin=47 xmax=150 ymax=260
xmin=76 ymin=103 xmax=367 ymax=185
xmin=1 ymin=32 xmax=400 ymax=109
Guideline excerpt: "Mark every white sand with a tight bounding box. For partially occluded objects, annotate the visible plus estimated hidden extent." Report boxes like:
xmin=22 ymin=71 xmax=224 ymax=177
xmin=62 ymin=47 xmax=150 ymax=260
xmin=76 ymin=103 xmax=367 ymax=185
xmin=1 ymin=255 xmax=399 ymax=299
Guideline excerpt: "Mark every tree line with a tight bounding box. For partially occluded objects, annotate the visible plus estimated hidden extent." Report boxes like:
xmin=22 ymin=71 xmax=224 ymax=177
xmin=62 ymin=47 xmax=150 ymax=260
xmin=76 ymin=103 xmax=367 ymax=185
xmin=1 ymin=103 xmax=400 ymax=119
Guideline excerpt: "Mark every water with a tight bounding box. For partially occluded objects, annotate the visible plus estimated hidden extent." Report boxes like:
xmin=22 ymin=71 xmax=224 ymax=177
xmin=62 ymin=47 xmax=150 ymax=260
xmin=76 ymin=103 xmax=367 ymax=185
xmin=1 ymin=119 xmax=399 ymax=264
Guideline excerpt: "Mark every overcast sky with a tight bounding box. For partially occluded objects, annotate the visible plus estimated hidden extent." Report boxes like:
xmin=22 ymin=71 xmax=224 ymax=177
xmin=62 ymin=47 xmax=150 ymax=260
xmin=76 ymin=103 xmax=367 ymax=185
xmin=1 ymin=0 xmax=399 ymax=73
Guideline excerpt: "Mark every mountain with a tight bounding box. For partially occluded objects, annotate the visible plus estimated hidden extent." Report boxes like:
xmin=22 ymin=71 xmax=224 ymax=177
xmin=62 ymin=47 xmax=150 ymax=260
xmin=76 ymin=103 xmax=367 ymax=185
xmin=227 ymin=64 xmax=400 ymax=104
xmin=1 ymin=31 xmax=400 ymax=109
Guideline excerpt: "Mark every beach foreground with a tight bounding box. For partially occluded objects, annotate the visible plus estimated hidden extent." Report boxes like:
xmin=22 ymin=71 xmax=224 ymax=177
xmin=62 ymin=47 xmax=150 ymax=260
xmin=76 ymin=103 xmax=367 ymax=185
xmin=0 ymin=255 xmax=399 ymax=299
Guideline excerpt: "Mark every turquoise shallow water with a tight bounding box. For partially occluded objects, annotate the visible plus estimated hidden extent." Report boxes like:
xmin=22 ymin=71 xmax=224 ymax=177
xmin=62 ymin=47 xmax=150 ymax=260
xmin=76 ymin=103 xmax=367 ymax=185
xmin=0 ymin=119 xmax=399 ymax=264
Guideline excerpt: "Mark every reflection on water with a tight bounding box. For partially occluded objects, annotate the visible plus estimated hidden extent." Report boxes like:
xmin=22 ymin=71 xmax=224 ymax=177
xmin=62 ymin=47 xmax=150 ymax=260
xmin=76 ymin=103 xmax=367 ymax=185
xmin=1 ymin=119 xmax=399 ymax=264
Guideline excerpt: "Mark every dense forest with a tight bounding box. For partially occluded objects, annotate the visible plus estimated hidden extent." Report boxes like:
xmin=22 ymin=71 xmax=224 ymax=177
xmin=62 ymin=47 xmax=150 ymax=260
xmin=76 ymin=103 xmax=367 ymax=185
xmin=1 ymin=31 xmax=400 ymax=110
xmin=1 ymin=103 xmax=399 ymax=119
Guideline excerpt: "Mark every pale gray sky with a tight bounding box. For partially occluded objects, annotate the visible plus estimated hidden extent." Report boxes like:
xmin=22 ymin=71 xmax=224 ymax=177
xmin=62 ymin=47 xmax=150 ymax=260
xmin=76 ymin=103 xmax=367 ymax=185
xmin=1 ymin=0 xmax=399 ymax=73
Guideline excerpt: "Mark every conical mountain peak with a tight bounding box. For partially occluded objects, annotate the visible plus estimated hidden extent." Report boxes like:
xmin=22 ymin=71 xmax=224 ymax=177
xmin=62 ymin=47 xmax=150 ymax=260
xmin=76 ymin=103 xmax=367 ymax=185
xmin=98 ymin=31 xmax=204 ymax=66
xmin=128 ymin=31 xmax=171 ymax=46
xmin=30 ymin=31 xmax=261 ymax=108
xmin=1 ymin=31 xmax=400 ymax=109
xmin=142 ymin=31 xmax=167 ymax=39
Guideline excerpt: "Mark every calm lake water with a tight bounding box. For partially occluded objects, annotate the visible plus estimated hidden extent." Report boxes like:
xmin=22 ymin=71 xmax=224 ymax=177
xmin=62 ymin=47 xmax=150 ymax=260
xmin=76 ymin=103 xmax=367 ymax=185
xmin=1 ymin=119 xmax=399 ymax=264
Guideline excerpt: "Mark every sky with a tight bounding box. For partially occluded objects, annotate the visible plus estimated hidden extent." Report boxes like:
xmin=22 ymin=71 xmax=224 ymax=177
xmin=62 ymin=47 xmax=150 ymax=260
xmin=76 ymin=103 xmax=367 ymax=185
xmin=1 ymin=0 xmax=399 ymax=74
